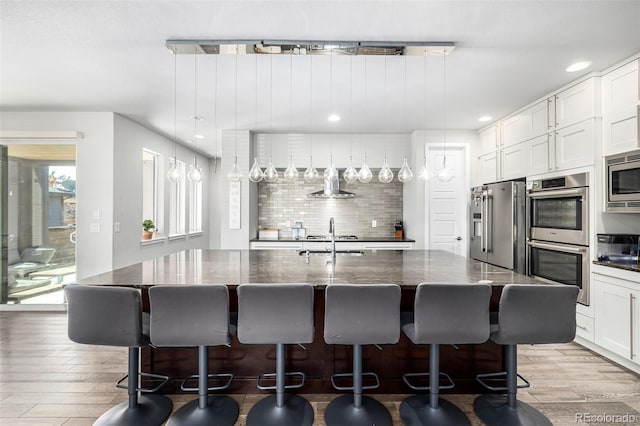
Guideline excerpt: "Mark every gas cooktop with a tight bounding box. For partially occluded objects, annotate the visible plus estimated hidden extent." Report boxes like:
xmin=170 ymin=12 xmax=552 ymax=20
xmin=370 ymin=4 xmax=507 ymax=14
xmin=306 ymin=235 xmax=359 ymax=240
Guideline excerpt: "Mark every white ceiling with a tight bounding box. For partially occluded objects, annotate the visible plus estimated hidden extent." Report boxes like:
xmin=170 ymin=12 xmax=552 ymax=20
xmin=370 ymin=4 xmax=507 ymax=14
xmin=1 ymin=1 xmax=639 ymax=157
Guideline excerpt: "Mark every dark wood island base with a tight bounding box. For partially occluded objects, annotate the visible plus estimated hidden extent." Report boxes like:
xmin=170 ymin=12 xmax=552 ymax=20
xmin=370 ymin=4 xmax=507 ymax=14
xmin=142 ymin=287 xmax=505 ymax=394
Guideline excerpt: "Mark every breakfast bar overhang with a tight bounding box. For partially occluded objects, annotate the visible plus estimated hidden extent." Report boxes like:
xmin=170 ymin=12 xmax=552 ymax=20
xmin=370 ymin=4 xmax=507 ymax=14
xmin=78 ymin=249 xmax=543 ymax=394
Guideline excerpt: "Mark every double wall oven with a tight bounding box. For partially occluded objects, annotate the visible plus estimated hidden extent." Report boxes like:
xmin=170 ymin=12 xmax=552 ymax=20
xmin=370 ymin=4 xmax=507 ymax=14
xmin=527 ymin=172 xmax=590 ymax=305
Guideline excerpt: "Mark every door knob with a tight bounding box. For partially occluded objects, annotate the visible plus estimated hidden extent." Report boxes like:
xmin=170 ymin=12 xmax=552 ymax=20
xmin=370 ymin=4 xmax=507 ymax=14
xmin=456 ymin=236 xmax=462 ymax=241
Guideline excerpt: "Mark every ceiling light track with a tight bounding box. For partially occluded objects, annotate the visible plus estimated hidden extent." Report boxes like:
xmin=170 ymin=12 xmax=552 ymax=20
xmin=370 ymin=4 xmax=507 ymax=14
xmin=166 ymin=40 xmax=455 ymax=56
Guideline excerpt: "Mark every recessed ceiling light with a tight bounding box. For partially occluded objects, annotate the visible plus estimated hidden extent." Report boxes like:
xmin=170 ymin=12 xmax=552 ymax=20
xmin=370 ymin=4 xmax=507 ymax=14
xmin=478 ymin=116 xmax=492 ymax=123
xmin=566 ymin=61 xmax=592 ymax=73
xmin=328 ymin=114 xmax=341 ymax=122
xmin=194 ymin=134 xmax=205 ymax=139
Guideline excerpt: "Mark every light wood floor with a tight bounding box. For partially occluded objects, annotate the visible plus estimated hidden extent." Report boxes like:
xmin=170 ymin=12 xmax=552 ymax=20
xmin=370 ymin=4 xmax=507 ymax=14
xmin=1 ymin=312 xmax=639 ymax=426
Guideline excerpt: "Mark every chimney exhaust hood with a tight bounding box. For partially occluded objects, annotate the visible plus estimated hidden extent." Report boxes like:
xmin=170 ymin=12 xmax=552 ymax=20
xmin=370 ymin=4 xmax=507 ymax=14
xmin=307 ymin=177 xmax=355 ymax=199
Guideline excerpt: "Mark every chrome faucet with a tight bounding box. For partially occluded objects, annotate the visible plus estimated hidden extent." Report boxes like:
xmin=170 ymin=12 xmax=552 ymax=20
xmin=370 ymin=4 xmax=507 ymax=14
xmin=329 ymin=217 xmax=336 ymax=260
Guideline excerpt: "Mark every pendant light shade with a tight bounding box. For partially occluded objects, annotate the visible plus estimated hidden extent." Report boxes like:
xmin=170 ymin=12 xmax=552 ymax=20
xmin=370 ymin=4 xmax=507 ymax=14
xmin=304 ymin=156 xmax=320 ymax=183
xmin=187 ymin=161 xmax=203 ymax=182
xmin=227 ymin=156 xmax=242 ymax=182
xmin=358 ymin=155 xmax=373 ymax=183
xmin=264 ymin=157 xmax=279 ymax=183
xmin=168 ymin=161 xmax=183 ymax=183
xmin=437 ymin=156 xmax=454 ymax=182
xmin=378 ymin=157 xmax=394 ymax=183
xmin=324 ymin=155 xmax=338 ymax=182
xmin=343 ymin=156 xmax=359 ymax=183
xmin=398 ymin=157 xmax=414 ymax=183
xmin=284 ymin=156 xmax=298 ymax=182
xmin=418 ymin=156 xmax=433 ymax=181
xmin=248 ymin=157 xmax=264 ymax=182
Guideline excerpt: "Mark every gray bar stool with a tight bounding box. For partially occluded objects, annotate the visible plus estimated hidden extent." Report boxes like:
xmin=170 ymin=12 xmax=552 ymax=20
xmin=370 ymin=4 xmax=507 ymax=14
xmin=474 ymin=284 xmax=579 ymax=426
xmin=237 ymin=283 xmax=315 ymax=426
xmin=323 ymin=283 xmax=401 ymax=426
xmin=64 ymin=285 xmax=172 ymax=426
xmin=148 ymin=285 xmax=239 ymax=426
xmin=400 ymin=283 xmax=491 ymax=426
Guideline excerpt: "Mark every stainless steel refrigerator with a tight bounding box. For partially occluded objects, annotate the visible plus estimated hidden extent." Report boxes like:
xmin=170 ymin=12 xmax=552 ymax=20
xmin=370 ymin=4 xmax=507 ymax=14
xmin=469 ymin=181 xmax=526 ymax=274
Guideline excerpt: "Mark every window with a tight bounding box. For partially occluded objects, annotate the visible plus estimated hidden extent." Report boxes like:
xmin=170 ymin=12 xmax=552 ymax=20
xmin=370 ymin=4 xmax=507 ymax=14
xmin=168 ymin=158 xmax=185 ymax=236
xmin=142 ymin=149 xmax=159 ymax=230
xmin=189 ymin=179 xmax=202 ymax=233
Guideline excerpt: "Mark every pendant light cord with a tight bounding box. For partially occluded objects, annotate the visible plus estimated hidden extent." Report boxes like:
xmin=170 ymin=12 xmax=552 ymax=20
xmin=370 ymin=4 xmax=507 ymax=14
xmin=442 ymin=49 xmax=447 ymax=168
xmin=173 ymin=45 xmax=177 ymax=162
xmin=193 ymin=48 xmax=198 ymax=167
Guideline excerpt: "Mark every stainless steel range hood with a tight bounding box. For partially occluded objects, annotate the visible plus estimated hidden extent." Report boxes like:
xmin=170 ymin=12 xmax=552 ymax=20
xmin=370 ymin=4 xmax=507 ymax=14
xmin=307 ymin=177 xmax=355 ymax=199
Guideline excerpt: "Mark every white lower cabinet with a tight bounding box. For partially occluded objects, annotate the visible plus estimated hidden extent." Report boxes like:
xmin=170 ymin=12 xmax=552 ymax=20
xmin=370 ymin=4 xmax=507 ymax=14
xmin=575 ymin=312 xmax=595 ymax=341
xmin=593 ymin=273 xmax=640 ymax=365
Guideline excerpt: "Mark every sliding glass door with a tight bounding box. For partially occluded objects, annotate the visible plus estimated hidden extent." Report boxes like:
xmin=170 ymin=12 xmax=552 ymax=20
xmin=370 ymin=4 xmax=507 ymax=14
xmin=1 ymin=144 xmax=76 ymax=305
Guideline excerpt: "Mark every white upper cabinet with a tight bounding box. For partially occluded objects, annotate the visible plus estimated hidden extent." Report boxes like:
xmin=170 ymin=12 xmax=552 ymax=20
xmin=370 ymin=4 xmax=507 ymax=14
xmin=527 ymin=134 xmax=552 ymax=176
xmin=255 ymin=133 xmax=407 ymax=169
xmin=501 ymin=142 xmax=527 ymax=180
xmin=501 ymin=100 xmax=549 ymax=147
xmin=601 ymin=58 xmax=639 ymax=155
xmin=554 ymin=119 xmax=596 ymax=170
xmin=553 ymin=78 xmax=599 ymax=129
xmin=479 ymin=125 xmax=499 ymax=155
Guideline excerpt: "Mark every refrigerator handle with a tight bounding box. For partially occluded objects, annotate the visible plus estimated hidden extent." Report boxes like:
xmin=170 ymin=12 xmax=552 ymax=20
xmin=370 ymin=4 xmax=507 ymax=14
xmin=486 ymin=193 xmax=492 ymax=253
xmin=481 ymin=194 xmax=487 ymax=252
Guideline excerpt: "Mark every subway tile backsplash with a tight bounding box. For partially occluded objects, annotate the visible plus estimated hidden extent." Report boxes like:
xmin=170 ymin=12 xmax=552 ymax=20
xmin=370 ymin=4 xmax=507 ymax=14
xmin=257 ymin=176 xmax=403 ymax=239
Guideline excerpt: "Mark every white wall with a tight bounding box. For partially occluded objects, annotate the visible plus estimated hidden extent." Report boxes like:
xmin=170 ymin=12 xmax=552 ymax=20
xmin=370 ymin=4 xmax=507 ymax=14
xmin=112 ymin=114 xmax=210 ymax=268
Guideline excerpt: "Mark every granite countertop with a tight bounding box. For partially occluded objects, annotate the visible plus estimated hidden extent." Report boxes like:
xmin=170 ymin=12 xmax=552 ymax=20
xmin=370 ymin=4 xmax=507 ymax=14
xmin=79 ymin=249 xmax=538 ymax=288
xmin=592 ymin=260 xmax=640 ymax=273
xmin=250 ymin=237 xmax=416 ymax=243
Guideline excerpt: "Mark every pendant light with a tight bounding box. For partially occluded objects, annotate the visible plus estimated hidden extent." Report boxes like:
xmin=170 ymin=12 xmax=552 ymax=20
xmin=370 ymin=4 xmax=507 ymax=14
xmin=378 ymin=56 xmax=394 ymax=184
xmin=304 ymin=55 xmax=319 ymax=183
xmin=418 ymin=54 xmax=433 ymax=182
xmin=187 ymin=48 xmax=203 ymax=183
xmin=397 ymin=56 xmax=414 ymax=183
xmin=227 ymin=56 xmax=243 ymax=182
xmin=249 ymin=55 xmax=265 ymax=183
xmin=167 ymin=45 xmax=183 ymax=183
xmin=284 ymin=54 xmax=298 ymax=183
xmin=343 ymin=55 xmax=358 ymax=184
xmin=437 ymin=49 xmax=453 ymax=182
xmin=358 ymin=56 xmax=372 ymax=183
xmin=324 ymin=47 xmax=338 ymax=183
xmin=264 ymin=54 xmax=279 ymax=183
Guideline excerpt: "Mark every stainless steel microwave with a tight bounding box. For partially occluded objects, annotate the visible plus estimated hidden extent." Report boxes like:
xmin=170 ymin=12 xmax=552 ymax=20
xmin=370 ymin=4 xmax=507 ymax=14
xmin=605 ymin=148 xmax=640 ymax=213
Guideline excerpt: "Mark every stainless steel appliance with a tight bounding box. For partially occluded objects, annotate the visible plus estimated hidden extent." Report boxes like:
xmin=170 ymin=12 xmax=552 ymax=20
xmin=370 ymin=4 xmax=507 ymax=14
xmin=469 ymin=180 xmax=526 ymax=274
xmin=605 ymin=148 xmax=640 ymax=213
xmin=527 ymin=172 xmax=589 ymax=246
xmin=527 ymin=172 xmax=590 ymax=305
xmin=596 ymin=234 xmax=640 ymax=269
xmin=528 ymin=240 xmax=589 ymax=305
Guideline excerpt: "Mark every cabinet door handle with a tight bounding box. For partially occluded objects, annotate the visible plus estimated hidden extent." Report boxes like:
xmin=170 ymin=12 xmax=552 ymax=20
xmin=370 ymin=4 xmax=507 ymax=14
xmin=576 ymin=324 xmax=587 ymax=331
xmin=631 ymin=293 xmax=636 ymax=360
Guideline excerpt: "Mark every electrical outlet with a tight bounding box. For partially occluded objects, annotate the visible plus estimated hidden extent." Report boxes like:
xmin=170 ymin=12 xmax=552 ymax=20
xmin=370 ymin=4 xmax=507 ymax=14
xmin=372 ymin=220 xmax=377 ymax=228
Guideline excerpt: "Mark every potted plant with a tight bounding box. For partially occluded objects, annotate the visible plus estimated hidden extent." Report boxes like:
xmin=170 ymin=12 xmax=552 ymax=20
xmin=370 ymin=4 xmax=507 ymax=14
xmin=142 ymin=219 xmax=155 ymax=240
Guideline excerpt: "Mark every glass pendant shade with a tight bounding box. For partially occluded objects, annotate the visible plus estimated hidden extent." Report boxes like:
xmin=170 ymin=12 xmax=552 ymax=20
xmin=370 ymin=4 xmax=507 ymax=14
xmin=437 ymin=157 xmax=454 ymax=182
xmin=358 ymin=158 xmax=373 ymax=183
xmin=343 ymin=157 xmax=359 ymax=183
xmin=187 ymin=162 xmax=203 ymax=183
xmin=167 ymin=159 xmax=183 ymax=183
xmin=378 ymin=157 xmax=394 ymax=183
xmin=248 ymin=157 xmax=264 ymax=182
xmin=264 ymin=157 xmax=279 ymax=183
xmin=284 ymin=158 xmax=298 ymax=182
xmin=324 ymin=157 xmax=338 ymax=182
xmin=397 ymin=157 xmax=414 ymax=183
xmin=304 ymin=157 xmax=320 ymax=183
xmin=418 ymin=157 xmax=432 ymax=181
xmin=227 ymin=156 xmax=242 ymax=182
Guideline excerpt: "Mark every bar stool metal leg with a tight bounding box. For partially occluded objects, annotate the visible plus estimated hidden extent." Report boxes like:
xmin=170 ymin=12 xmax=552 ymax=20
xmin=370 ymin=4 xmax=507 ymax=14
xmin=168 ymin=346 xmax=239 ymax=426
xmin=474 ymin=345 xmax=552 ymax=426
xmin=399 ymin=344 xmax=470 ymax=426
xmin=246 ymin=344 xmax=314 ymax=426
xmin=324 ymin=344 xmax=393 ymax=426
xmin=95 ymin=348 xmax=172 ymax=426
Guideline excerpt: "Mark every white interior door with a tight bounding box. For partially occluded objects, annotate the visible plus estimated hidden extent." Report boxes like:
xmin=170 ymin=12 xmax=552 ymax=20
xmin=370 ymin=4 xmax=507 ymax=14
xmin=427 ymin=147 xmax=467 ymax=256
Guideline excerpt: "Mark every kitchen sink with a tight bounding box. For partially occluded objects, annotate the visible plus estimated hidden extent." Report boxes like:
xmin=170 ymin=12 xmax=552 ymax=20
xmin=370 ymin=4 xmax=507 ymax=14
xmin=298 ymin=250 xmax=364 ymax=257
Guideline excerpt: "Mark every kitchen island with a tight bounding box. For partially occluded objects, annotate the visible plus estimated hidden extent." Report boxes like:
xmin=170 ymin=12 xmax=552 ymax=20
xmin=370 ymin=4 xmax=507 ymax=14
xmin=79 ymin=249 xmax=541 ymax=394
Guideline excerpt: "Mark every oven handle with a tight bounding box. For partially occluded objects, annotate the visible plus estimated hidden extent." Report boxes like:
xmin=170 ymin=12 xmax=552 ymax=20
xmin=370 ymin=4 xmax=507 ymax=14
xmin=527 ymin=240 xmax=588 ymax=254
xmin=527 ymin=188 xmax=586 ymax=199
